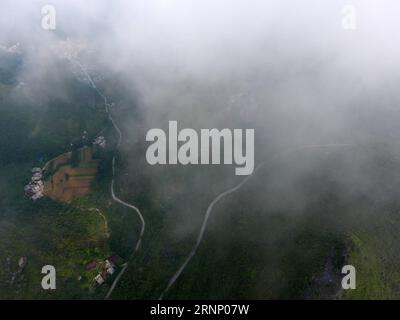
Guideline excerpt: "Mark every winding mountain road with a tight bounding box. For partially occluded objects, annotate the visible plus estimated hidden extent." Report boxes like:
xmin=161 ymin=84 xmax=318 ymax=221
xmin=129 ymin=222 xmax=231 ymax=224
xmin=70 ymin=57 xmax=355 ymax=300
xmin=70 ymin=58 xmax=145 ymax=300
xmin=159 ymin=143 xmax=354 ymax=299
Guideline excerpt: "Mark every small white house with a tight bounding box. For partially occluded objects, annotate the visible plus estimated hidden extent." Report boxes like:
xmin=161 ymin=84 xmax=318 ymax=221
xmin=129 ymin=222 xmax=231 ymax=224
xmin=32 ymin=192 xmax=43 ymax=201
xmin=105 ymin=260 xmax=113 ymax=269
xmin=32 ymin=173 xmax=42 ymax=181
xmin=94 ymin=274 xmax=105 ymax=285
xmin=107 ymin=266 xmax=115 ymax=275
xmin=93 ymin=136 xmax=106 ymax=149
xmin=105 ymin=259 xmax=115 ymax=275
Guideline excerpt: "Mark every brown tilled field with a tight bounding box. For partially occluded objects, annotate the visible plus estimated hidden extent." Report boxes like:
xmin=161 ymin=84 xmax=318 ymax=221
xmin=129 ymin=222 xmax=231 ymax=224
xmin=43 ymin=146 xmax=99 ymax=202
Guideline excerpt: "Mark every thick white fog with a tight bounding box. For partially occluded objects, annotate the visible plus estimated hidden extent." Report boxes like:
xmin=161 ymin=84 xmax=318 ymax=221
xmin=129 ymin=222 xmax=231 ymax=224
xmin=2 ymin=0 xmax=400 ymax=300
xmin=2 ymin=1 xmax=400 ymax=147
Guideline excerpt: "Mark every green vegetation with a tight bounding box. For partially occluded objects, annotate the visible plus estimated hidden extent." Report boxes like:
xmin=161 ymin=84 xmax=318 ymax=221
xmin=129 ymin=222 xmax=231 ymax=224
xmin=107 ymin=140 xmax=400 ymax=300
xmin=2 ymin=50 xmax=400 ymax=301
xmin=0 ymin=57 xmax=123 ymax=299
xmin=0 ymin=198 xmax=112 ymax=299
xmin=342 ymin=217 xmax=400 ymax=299
xmin=0 ymin=60 xmax=108 ymax=167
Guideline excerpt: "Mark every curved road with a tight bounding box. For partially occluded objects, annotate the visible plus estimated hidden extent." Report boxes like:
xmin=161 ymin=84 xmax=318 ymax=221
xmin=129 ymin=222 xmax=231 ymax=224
xmin=71 ymin=57 xmax=354 ymax=300
xmin=159 ymin=143 xmax=354 ymax=299
xmin=71 ymin=59 xmax=146 ymax=300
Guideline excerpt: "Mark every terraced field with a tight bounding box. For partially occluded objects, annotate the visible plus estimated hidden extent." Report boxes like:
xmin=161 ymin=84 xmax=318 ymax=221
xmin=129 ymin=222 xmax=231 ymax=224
xmin=44 ymin=146 xmax=99 ymax=202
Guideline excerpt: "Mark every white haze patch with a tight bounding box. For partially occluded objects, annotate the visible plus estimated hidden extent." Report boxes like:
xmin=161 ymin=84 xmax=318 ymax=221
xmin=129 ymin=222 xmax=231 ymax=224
xmin=3 ymin=0 xmax=400 ymax=247
xmin=2 ymin=0 xmax=400 ymax=132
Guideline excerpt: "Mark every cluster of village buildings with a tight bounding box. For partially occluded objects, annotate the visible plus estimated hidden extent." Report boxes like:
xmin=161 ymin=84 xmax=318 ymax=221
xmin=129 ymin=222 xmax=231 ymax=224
xmin=0 ymin=42 xmax=20 ymax=54
xmin=93 ymin=136 xmax=106 ymax=149
xmin=86 ymin=256 xmax=118 ymax=286
xmin=24 ymin=168 xmax=44 ymax=201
